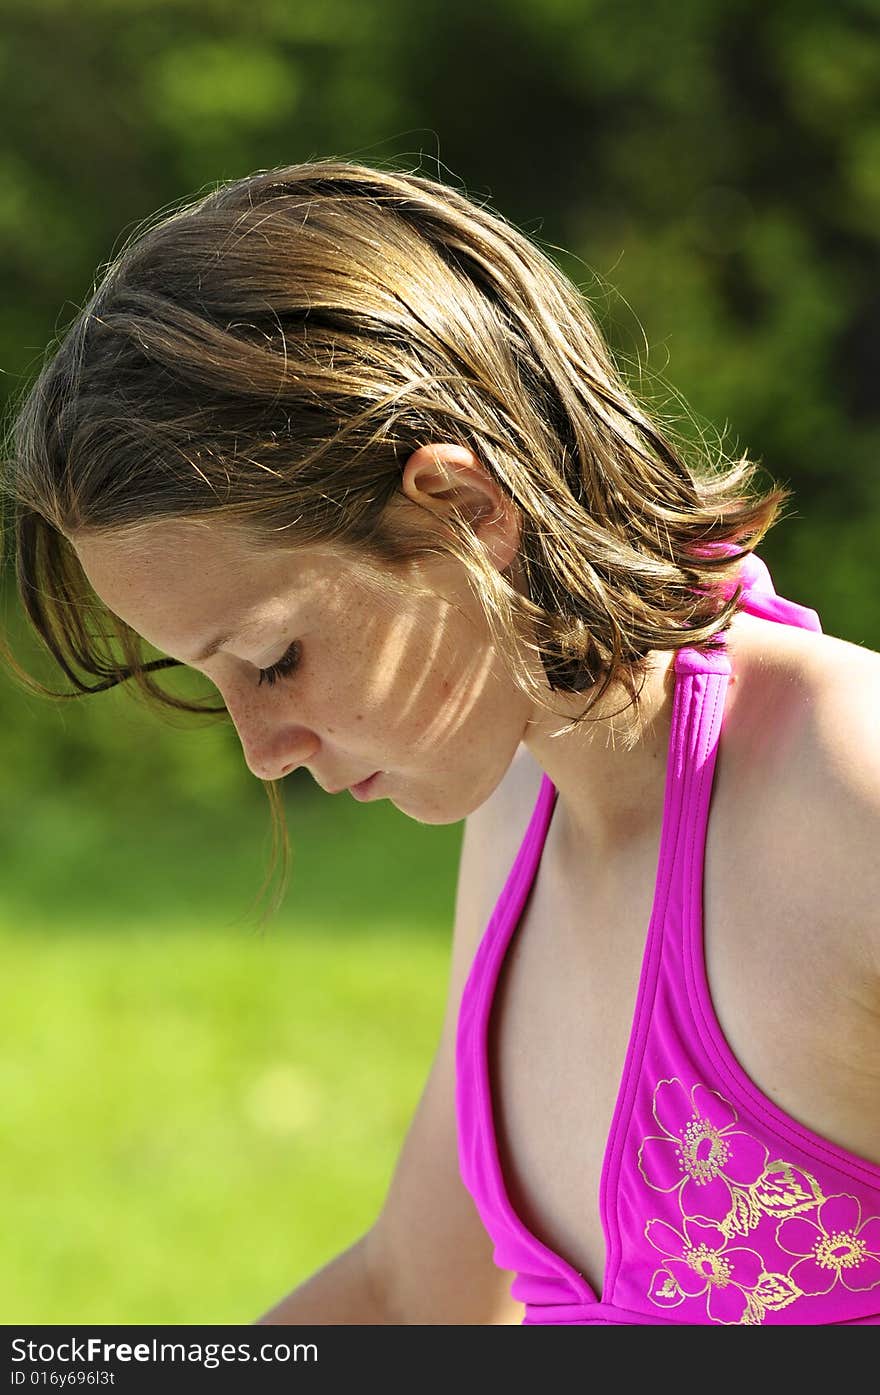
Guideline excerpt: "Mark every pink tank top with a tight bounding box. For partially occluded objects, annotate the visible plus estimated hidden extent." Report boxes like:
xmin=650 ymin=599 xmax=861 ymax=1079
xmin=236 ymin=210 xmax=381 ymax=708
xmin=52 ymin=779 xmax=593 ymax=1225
xmin=455 ymin=551 xmax=880 ymax=1325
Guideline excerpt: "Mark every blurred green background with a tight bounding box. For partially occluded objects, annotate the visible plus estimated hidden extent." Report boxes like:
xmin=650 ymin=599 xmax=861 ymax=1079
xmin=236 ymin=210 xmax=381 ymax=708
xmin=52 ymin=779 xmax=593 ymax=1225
xmin=2 ymin=0 xmax=879 ymax=1323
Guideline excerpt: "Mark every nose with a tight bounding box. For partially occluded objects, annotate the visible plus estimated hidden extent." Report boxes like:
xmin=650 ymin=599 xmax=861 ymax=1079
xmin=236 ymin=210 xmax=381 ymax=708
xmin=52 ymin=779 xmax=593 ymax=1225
xmin=222 ymin=690 xmax=317 ymax=782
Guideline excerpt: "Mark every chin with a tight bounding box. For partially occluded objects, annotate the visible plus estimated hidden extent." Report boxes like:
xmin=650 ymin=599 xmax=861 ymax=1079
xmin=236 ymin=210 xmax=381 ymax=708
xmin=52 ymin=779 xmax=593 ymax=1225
xmin=384 ymin=792 xmax=465 ymax=820
xmin=396 ymin=803 xmax=460 ymax=827
xmin=392 ymin=789 xmax=473 ymax=827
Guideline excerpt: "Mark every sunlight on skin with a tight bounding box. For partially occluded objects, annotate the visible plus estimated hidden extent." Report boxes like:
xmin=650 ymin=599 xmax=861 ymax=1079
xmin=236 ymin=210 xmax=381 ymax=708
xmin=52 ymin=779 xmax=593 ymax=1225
xmin=286 ymin=551 xmax=506 ymax=757
xmin=363 ymin=581 xmax=503 ymax=745
xmin=69 ymin=523 xmax=528 ymax=826
xmin=67 ymin=444 xmax=695 ymax=857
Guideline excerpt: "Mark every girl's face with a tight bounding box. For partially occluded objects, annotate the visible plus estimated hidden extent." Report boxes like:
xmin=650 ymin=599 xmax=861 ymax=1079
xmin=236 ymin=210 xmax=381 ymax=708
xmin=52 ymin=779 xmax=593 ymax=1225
xmin=71 ymin=513 xmax=534 ymax=824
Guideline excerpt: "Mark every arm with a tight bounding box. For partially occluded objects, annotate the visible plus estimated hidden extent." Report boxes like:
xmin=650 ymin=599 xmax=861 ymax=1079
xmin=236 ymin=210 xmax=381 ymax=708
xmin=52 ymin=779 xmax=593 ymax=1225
xmin=253 ymin=1234 xmax=391 ymax=1325
xmin=255 ymin=745 xmax=540 ymax=1325
xmin=254 ymin=1017 xmax=518 ymax=1326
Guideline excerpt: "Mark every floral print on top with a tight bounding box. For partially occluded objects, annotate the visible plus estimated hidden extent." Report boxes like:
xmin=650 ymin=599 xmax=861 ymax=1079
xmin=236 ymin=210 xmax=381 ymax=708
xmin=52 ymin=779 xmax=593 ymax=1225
xmin=638 ymin=1078 xmax=880 ymax=1324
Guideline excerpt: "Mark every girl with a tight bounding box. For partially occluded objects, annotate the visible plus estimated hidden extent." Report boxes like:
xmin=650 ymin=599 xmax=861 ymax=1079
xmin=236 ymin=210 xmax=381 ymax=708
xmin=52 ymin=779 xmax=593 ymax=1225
xmin=3 ymin=160 xmax=879 ymax=1326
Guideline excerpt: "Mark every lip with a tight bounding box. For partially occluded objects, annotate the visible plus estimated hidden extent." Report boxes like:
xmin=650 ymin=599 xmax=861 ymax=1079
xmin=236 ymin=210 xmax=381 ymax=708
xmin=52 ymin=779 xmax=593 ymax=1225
xmin=348 ymin=771 xmax=382 ymax=801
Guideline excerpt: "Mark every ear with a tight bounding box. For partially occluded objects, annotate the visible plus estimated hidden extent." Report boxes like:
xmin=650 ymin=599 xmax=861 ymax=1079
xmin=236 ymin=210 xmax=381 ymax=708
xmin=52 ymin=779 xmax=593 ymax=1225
xmin=400 ymin=443 xmax=521 ymax=575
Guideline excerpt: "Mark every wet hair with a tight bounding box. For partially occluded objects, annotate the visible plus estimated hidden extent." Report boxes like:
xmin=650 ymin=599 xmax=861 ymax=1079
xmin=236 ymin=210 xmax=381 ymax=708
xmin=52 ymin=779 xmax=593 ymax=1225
xmin=0 ymin=156 xmax=792 ymax=928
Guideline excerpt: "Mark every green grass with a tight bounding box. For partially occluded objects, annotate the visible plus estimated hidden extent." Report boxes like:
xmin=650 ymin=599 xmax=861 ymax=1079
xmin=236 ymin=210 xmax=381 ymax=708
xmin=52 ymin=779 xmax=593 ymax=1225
xmin=1 ymin=787 xmax=459 ymax=1323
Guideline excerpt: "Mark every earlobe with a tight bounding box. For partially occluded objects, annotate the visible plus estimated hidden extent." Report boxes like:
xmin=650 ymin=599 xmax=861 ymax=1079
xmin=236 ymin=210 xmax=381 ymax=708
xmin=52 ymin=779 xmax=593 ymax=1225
xmin=476 ymin=504 xmax=522 ymax=577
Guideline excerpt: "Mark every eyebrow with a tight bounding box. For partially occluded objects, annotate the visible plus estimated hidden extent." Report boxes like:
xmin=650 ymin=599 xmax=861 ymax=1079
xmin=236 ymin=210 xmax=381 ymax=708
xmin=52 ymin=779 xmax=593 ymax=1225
xmin=192 ymin=630 xmax=235 ymax=663
xmin=190 ymin=617 xmax=271 ymax=664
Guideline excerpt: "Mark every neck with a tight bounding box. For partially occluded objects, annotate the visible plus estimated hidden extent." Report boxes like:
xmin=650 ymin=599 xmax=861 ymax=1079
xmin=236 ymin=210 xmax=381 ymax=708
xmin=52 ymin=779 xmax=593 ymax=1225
xmin=521 ymin=649 xmax=678 ymax=863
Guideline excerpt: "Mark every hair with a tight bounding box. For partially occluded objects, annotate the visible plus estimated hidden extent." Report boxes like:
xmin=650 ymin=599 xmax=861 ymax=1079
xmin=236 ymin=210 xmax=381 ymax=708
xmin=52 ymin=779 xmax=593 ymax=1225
xmin=0 ymin=156 xmax=792 ymax=930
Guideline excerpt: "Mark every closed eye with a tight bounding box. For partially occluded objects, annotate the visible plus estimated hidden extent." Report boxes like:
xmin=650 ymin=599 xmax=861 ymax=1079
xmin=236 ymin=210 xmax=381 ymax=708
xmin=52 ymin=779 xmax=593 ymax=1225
xmin=257 ymin=640 xmax=302 ymax=687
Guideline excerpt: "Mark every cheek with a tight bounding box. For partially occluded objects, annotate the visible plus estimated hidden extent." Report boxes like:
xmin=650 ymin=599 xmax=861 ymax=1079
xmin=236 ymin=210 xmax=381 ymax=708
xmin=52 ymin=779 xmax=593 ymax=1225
xmin=405 ymin=646 xmax=517 ymax=751
xmin=330 ymin=589 xmax=501 ymax=733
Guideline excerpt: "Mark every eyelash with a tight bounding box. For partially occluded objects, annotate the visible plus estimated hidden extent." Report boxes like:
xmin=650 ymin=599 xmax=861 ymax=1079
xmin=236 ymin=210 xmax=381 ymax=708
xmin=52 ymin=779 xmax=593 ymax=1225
xmin=257 ymin=641 xmax=301 ymax=687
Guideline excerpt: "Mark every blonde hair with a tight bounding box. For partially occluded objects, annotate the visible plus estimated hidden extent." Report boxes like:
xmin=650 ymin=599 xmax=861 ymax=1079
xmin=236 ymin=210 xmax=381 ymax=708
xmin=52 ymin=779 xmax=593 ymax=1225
xmin=0 ymin=157 xmax=792 ymax=928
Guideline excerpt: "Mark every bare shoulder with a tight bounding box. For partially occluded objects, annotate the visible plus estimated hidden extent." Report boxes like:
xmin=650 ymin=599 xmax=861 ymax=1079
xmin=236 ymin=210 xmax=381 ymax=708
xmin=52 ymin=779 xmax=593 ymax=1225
xmin=727 ymin=611 xmax=880 ymax=974
xmin=725 ymin=608 xmax=880 ymax=775
xmin=734 ymin=612 xmax=880 ymax=804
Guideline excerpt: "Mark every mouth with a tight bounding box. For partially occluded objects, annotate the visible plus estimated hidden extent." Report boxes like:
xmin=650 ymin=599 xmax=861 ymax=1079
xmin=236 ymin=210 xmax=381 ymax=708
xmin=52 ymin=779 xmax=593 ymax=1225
xmin=349 ymin=771 xmax=382 ymax=801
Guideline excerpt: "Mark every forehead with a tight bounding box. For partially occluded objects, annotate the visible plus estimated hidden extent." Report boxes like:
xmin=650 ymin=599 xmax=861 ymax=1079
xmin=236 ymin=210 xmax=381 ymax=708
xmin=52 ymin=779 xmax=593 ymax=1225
xmin=69 ymin=515 xmax=443 ymax=661
xmin=71 ymin=517 xmax=339 ymax=600
xmin=68 ymin=517 xmax=353 ymax=649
